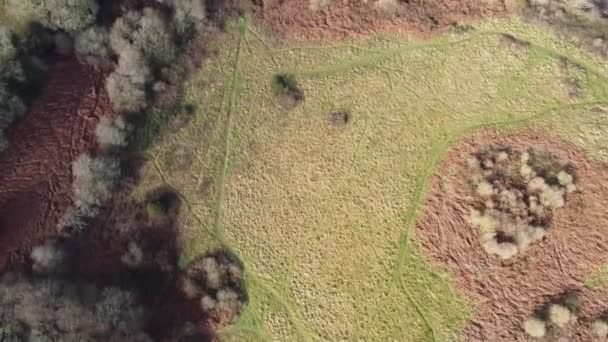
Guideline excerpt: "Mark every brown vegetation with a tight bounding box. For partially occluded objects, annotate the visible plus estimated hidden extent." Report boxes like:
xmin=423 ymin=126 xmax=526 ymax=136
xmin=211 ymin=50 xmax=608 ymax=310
xmin=242 ymin=0 xmax=513 ymax=41
xmin=415 ymin=130 xmax=608 ymax=341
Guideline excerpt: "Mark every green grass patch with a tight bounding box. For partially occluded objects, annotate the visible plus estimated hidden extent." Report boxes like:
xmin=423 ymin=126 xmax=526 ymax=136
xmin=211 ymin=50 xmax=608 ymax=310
xmin=146 ymin=201 xmax=165 ymax=218
xmin=134 ymin=16 xmax=608 ymax=341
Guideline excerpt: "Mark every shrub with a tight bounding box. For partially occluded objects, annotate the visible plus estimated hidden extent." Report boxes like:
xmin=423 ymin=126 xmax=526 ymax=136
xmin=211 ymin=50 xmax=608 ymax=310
xmin=95 ymin=115 xmax=129 ymax=148
xmin=75 ymin=25 xmax=111 ymax=64
xmin=272 ymin=72 xmax=304 ymax=106
xmin=272 ymin=73 xmax=298 ymax=95
xmin=200 ymin=295 xmax=216 ymax=311
xmin=106 ymin=47 xmax=151 ymax=112
xmin=2 ymin=0 xmax=38 ymax=29
xmin=56 ymin=205 xmax=89 ymax=232
xmin=71 ymin=153 xmax=120 ymax=210
xmin=482 ymin=238 xmax=518 ymax=260
xmin=30 ymin=239 xmax=71 ymax=275
xmin=523 ymin=317 xmax=547 ymax=337
xmin=121 ymin=242 xmax=144 ymax=268
xmin=592 ymin=319 xmax=608 ymax=338
xmin=0 ymin=26 xmax=17 ymax=59
xmin=548 ymin=304 xmax=573 ymax=328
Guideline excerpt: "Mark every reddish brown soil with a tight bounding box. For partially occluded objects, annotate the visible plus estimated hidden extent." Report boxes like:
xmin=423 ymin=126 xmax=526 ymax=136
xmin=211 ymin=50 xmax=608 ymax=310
xmin=0 ymin=57 xmax=109 ymax=273
xmin=246 ymin=0 xmax=512 ymax=41
xmin=415 ymin=130 xmax=608 ymax=341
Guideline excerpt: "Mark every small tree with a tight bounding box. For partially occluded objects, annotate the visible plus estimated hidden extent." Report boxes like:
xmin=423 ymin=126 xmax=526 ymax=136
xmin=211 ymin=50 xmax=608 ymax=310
xmin=106 ymin=47 xmax=151 ymax=112
xmin=71 ymin=153 xmax=120 ymax=210
xmin=170 ymin=0 xmax=206 ymax=37
xmin=95 ymin=116 xmax=129 ymax=148
xmin=75 ymin=25 xmax=111 ymax=64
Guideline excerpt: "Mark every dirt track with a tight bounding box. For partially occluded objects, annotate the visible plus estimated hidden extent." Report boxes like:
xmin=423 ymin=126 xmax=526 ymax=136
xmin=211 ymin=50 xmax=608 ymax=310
xmin=251 ymin=0 xmax=512 ymax=41
xmin=415 ymin=130 xmax=608 ymax=341
xmin=0 ymin=57 xmax=110 ymax=272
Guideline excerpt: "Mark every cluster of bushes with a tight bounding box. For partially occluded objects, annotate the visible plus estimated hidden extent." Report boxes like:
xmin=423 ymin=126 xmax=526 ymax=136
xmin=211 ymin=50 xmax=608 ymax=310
xmin=523 ymin=301 xmax=577 ymax=338
xmin=468 ymin=146 xmax=576 ymax=259
xmin=523 ymin=295 xmax=608 ymax=339
xmin=0 ymin=272 xmax=151 ymax=341
xmin=181 ymin=251 xmax=247 ymax=325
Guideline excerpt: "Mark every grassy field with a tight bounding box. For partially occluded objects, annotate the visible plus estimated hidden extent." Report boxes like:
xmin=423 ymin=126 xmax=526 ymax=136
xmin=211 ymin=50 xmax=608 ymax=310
xmin=134 ymin=17 xmax=608 ymax=341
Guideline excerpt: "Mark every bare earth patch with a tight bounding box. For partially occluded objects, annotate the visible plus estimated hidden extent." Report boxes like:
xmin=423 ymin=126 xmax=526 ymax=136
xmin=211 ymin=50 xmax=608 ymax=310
xmin=415 ymin=130 xmax=608 ymax=341
xmin=0 ymin=57 xmax=109 ymax=273
xmin=246 ymin=0 xmax=512 ymax=41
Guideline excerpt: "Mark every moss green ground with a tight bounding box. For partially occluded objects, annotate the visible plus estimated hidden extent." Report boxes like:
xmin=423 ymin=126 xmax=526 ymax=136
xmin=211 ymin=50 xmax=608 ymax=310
xmin=134 ymin=17 xmax=608 ymax=341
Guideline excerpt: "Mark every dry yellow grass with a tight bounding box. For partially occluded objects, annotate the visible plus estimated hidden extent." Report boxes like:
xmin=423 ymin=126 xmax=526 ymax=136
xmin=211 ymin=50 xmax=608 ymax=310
xmin=134 ymin=17 xmax=608 ymax=341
